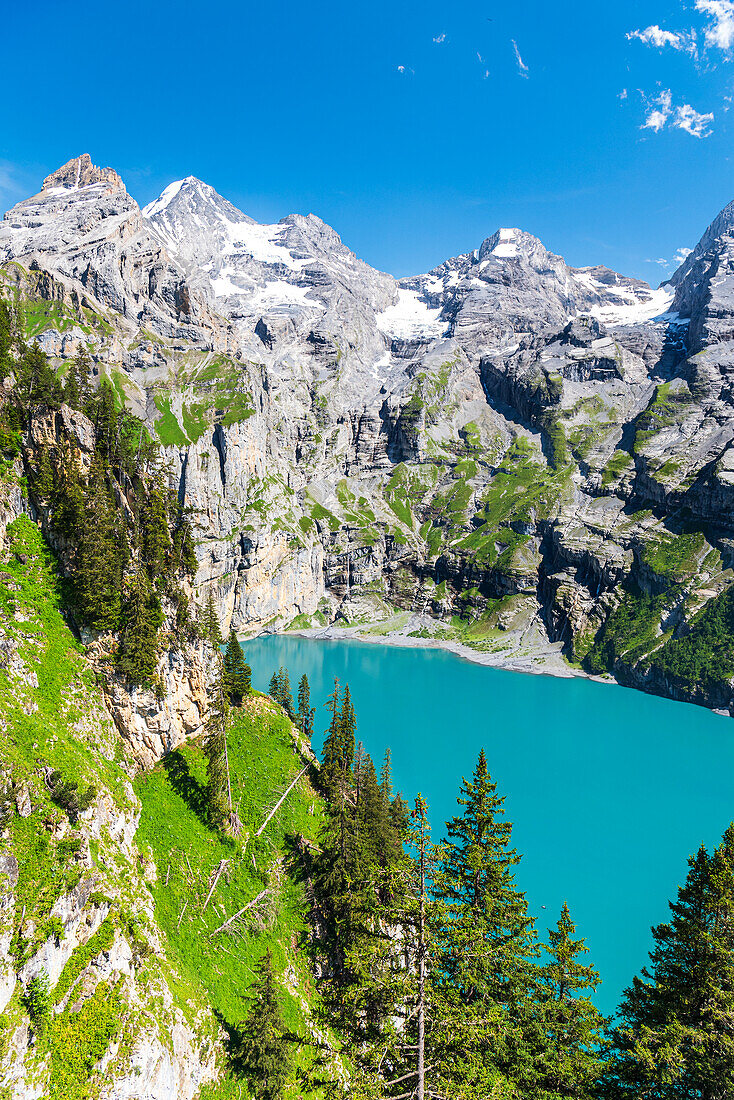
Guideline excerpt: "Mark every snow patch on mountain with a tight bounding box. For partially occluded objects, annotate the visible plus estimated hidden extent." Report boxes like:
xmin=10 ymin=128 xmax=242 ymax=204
xmin=376 ymin=290 xmax=446 ymax=340
xmin=490 ymin=229 xmax=520 ymax=259
xmin=585 ymin=285 xmax=677 ymax=326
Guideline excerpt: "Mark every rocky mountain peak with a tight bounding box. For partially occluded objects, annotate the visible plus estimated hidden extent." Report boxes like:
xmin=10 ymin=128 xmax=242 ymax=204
xmin=41 ymin=152 xmax=125 ymax=194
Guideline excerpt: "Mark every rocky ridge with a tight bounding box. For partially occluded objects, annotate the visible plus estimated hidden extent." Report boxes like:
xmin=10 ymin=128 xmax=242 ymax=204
xmin=3 ymin=154 xmax=734 ymax=714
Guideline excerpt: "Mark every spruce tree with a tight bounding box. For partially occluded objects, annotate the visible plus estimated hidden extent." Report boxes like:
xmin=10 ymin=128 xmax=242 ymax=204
xmin=431 ymin=749 xmax=537 ymax=1097
xmin=603 ymin=824 xmax=734 ymax=1098
xmin=268 ymin=668 xmax=283 ymax=701
xmin=116 ymin=569 xmax=163 ymax=685
xmin=204 ymin=662 xmax=231 ymax=831
xmin=297 ymin=673 xmax=315 ymax=740
xmin=223 ymin=629 xmax=251 ymax=706
xmin=140 ymin=482 xmax=172 ymax=581
xmin=237 ymin=950 xmax=292 ymax=1100
xmin=63 ymin=361 xmax=81 ymax=408
xmin=31 ymin=445 xmax=55 ymax=500
xmin=523 ymin=903 xmax=606 ymax=1098
xmin=280 ymin=666 xmax=295 ymax=717
xmin=202 ymin=591 xmax=223 ymax=647
xmin=75 ymin=462 xmax=125 ymax=631
xmin=320 ymin=679 xmax=354 ymax=804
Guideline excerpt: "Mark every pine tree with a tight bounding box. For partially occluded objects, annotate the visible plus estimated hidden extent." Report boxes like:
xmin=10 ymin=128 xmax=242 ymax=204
xmin=523 ymin=903 xmax=606 ymax=1098
xmin=430 ymin=749 xmax=537 ymax=1097
xmin=204 ymin=662 xmax=231 ymax=831
xmin=603 ymin=824 xmax=734 ymax=1098
xmin=297 ymin=673 xmax=315 ymax=740
xmin=237 ymin=950 xmax=292 ymax=1100
xmin=223 ymin=629 xmax=251 ymax=706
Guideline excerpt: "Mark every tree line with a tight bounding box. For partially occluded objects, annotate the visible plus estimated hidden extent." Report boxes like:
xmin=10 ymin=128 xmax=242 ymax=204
xmin=230 ymin=668 xmax=734 ymax=1100
xmin=0 ymin=301 xmax=202 ymax=686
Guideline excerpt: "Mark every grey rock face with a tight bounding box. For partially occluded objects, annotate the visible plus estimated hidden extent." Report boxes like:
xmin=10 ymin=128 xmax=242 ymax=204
xmin=7 ymin=154 xmax=734 ymax=713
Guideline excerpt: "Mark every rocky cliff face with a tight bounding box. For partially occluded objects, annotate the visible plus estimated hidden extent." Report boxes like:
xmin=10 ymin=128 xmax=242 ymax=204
xmin=4 ymin=153 xmax=734 ymax=713
xmin=0 ymin=470 xmax=222 ymax=1100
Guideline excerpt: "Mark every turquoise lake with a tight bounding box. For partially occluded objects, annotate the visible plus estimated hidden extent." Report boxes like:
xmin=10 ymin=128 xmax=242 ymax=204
xmin=242 ymin=633 xmax=734 ymax=1014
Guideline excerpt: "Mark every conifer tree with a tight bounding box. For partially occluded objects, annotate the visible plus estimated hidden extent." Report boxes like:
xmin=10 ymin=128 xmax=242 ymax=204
xmin=268 ymin=667 xmax=283 ymax=701
xmin=63 ymin=361 xmax=81 ymax=409
xmin=140 ymin=482 xmax=172 ymax=582
xmin=31 ymin=445 xmax=55 ymax=500
xmin=320 ymin=679 xmax=354 ymax=804
xmin=280 ymin=666 xmax=295 ymax=717
xmin=430 ymin=749 xmax=537 ymax=1097
xmin=75 ymin=463 xmax=125 ymax=631
xmin=237 ymin=950 xmax=292 ymax=1100
xmin=204 ymin=661 xmax=231 ymax=831
xmin=116 ymin=569 xmax=164 ymax=685
xmin=202 ymin=591 xmax=223 ymax=647
xmin=223 ymin=629 xmax=251 ymax=706
xmin=73 ymin=345 xmax=92 ymax=409
xmin=297 ymin=673 xmax=315 ymax=740
xmin=523 ymin=903 xmax=606 ymax=1098
xmin=603 ymin=824 xmax=734 ymax=1098
xmin=172 ymin=516 xmax=198 ymax=577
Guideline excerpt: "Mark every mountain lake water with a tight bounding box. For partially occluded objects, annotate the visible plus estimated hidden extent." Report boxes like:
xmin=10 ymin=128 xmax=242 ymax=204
xmin=242 ymin=633 xmax=734 ymax=1014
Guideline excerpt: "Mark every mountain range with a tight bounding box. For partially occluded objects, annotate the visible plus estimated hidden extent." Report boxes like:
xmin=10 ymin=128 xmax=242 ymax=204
xmin=3 ymin=152 xmax=734 ymax=713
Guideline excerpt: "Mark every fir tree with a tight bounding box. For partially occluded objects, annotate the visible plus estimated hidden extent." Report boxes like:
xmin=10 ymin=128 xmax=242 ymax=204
xmin=297 ymin=673 xmax=315 ymax=740
xmin=63 ymin=360 xmax=81 ymax=408
xmin=172 ymin=516 xmax=198 ymax=577
xmin=223 ymin=629 xmax=251 ymax=706
xmin=319 ymin=680 xmax=355 ymax=804
xmin=603 ymin=824 xmax=734 ymax=1098
xmin=237 ymin=950 xmax=292 ymax=1100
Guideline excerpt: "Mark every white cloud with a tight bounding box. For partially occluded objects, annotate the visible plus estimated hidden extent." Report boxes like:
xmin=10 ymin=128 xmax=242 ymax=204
xmin=643 ymin=89 xmax=673 ymax=131
xmin=433 ymin=32 xmax=447 ymax=44
xmin=482 ymin=69 xmax=490 ymax=79
xmin=512 ymin=39 xmax=529 ymax=77
xmin=650 ymin=247 xmax=693 ymax=268
xmin=477 ymin=51 xmax=484 ymax=63
xmin=641 ymin=89 xmax=714 ymax=137
xmin=397 ymin=64 xmax=414 ymax=75
xmin=675 ymin=101 xmax=715 ymax=136
xmin=628 ymin=25 xmax=688 ymax=49
xmin=695 ymin=0 xmax=734 ymax=49
xmin=619 ymin=88 xmax=629 ymax=100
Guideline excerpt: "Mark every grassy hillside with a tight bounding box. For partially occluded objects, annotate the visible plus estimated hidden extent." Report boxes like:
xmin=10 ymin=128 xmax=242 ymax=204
xmin=135 ymin=698 xmax=327 ymax=1092
xmin=0 ymin=489 xmax=331 ymax=1098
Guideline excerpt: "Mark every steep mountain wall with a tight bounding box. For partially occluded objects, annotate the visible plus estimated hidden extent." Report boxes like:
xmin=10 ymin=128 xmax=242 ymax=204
xmin=3 ymin=154 xmax=734 ymax=714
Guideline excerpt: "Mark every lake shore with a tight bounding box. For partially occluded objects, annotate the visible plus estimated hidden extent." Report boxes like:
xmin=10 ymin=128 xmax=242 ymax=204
xmin=244 ymin=611 xmax=613 ymax=684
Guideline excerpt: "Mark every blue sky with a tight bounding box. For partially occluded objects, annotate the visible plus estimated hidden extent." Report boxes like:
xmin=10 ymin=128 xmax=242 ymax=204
xmin=3 ymin=0 xmax=734 ymax=283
